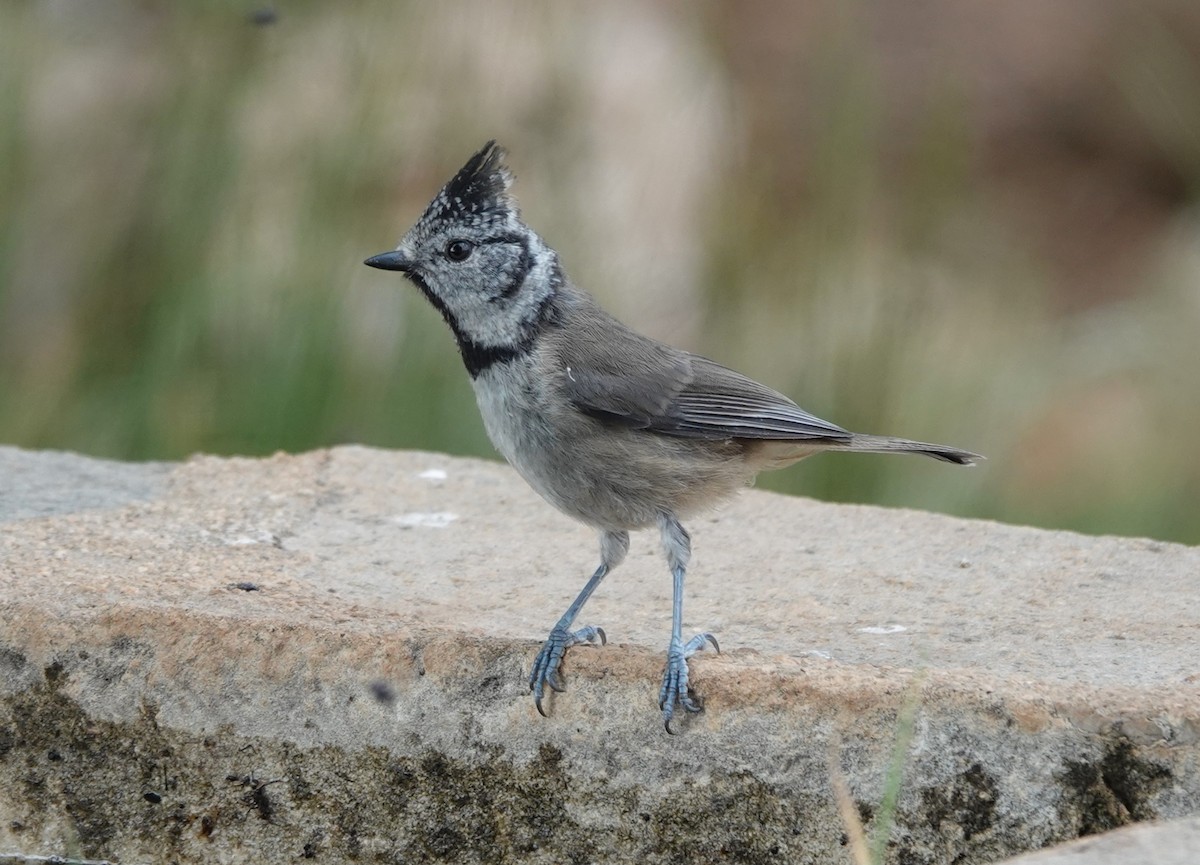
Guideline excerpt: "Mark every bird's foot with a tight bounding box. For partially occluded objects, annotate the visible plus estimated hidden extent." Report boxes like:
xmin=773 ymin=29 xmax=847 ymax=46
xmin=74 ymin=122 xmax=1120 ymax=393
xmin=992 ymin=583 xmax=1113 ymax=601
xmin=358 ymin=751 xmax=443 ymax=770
xmin=529 ymin=624 xmax=606 ymax=717
xmin=659 ymin=632 xmax=720 ymax=734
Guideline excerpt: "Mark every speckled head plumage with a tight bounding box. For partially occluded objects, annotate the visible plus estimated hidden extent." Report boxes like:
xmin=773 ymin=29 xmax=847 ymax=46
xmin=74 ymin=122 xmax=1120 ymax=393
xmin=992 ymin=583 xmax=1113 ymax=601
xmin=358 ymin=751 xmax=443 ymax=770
xmin=419 ymin=140 xmax=518 ymax=231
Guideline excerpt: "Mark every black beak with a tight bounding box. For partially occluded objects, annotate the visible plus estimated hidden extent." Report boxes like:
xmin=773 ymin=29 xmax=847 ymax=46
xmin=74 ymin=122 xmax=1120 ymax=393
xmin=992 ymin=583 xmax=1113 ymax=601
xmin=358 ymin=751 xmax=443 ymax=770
xmin=364 ymin=250 xmax=412 ymax=272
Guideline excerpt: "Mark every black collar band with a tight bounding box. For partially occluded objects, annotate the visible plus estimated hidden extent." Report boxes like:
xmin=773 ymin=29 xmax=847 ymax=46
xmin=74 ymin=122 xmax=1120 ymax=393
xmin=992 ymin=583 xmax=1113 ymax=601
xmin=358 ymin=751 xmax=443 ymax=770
xmin=458 ymin=338 xmax=531 ymax=378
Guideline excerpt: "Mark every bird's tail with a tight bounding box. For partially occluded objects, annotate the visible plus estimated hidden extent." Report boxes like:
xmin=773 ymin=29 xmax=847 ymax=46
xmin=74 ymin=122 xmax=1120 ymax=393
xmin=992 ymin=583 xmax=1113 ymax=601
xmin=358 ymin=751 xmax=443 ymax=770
xmin=838 ymin=434 xmax=983 ymax=465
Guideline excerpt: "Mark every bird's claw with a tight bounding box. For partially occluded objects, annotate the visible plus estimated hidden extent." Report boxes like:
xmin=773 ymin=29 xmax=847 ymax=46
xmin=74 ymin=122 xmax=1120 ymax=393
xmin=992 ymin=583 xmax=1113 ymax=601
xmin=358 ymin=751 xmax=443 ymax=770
xmin=530 ymin=624 xmax=606 ymax=717
xmin=659 ymin=632 xmax=719 ymax=734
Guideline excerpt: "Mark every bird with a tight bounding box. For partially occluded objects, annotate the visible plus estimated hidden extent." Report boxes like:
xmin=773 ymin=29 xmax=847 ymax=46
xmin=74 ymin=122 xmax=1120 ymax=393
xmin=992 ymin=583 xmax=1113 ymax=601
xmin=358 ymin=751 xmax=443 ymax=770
xmin=364 ymin=141 xmax=981 ymax=732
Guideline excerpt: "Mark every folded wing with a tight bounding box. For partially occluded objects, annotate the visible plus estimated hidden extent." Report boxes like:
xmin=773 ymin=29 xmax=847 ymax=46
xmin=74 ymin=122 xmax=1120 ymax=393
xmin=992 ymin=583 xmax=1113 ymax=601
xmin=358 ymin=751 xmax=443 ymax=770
xmin=553 ymin=308 xmax=849 ymax=442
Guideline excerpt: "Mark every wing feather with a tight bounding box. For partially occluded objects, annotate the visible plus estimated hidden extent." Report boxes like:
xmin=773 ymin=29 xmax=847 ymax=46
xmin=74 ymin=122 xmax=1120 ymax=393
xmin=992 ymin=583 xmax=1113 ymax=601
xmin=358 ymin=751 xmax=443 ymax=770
xmin=549 ymin=297 xmax=848 ymax=442
xmin=659 ymin=358 xmax=849 ymax=440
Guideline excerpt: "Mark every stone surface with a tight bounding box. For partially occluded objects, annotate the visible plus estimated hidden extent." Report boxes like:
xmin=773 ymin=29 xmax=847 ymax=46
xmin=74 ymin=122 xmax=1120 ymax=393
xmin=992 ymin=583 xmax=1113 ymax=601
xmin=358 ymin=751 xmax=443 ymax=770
xmin=995 ymin=816 xmax=1200 ymax=865
xmin=0 ymin=444 xmax=1197 ymax=864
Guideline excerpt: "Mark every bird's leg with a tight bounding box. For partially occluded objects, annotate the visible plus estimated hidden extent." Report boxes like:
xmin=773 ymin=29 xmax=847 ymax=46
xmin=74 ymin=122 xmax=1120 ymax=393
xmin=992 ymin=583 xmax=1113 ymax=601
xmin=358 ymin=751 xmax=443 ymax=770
xmin=656 ymin=512 xmax=719 ymax=733
xmin=530 ymin=529 xmax=628 ymax=716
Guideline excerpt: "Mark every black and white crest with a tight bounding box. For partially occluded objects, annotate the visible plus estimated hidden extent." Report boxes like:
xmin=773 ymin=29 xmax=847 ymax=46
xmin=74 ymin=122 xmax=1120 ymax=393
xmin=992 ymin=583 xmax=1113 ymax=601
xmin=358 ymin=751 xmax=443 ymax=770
xmin=419 ymin=140 xmax=517 ymax=231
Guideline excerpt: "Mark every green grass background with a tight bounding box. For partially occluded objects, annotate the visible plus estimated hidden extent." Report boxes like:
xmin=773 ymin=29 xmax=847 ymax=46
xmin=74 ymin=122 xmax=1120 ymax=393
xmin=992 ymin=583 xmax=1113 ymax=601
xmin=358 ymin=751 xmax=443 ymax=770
xmin=1 ymin=1 xmax=1198 ymax=544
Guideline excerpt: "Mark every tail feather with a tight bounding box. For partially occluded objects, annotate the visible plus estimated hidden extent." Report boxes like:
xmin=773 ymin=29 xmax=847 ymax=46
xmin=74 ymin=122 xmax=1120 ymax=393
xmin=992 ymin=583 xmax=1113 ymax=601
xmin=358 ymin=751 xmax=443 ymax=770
xmin=841 ymin=434 xmax=983 ymax=465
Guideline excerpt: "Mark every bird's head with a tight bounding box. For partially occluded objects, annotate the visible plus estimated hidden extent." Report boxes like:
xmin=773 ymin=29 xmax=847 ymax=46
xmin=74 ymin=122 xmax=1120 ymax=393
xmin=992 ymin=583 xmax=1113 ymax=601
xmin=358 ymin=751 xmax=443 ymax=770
xmin=365 ymin=141 xmax=561 ymax=361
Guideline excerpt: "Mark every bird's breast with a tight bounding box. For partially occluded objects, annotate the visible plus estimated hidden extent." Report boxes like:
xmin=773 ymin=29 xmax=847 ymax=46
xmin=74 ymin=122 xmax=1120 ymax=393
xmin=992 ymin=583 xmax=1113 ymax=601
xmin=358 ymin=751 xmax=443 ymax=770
xmin=471 ymin=360 xmax=555 ymax=469
xmin=470 ymin=360 xmax=753 ymax=531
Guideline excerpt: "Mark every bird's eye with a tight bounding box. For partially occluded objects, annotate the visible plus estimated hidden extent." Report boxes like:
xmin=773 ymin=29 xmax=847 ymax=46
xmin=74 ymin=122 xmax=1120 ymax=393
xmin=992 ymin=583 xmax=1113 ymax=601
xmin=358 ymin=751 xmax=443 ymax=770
xmin=445 ymin=240 xmax=474 ymax=262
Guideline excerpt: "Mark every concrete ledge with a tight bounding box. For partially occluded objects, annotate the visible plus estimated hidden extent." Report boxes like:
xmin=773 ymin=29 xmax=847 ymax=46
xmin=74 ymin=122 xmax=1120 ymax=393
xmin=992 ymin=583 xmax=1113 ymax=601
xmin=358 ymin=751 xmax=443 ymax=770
xmin=1 ymin=445 xmax=1197 ymax=863
xmin=998 ymin=816 xmax=1200 ymax=865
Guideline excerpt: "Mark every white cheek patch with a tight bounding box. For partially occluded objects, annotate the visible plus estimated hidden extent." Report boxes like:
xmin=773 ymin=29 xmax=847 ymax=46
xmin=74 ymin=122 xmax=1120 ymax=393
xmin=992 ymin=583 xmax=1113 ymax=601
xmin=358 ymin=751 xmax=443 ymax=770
xmin=452 ymin=245 xmax=557 ymax=349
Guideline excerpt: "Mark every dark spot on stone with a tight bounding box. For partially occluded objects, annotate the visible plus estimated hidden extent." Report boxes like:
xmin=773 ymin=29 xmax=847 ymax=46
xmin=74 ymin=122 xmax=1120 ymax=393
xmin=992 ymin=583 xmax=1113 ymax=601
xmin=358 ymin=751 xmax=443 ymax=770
xmin=247 ymin=783 xmax=275 ymax=821
xmin=535 ymin=742 xmax=564 ymax=774
xmin=856 ymin=800 xmax=875 ymax=826
xmin=143 ymin=791 xmax=162 ymax=804
xmin=920 ymin=763 xmax=998 ymax=841
xmin=47 ymin=748 xmax=63 ymax=761
xmin=287 ymin=768 xmax=313 ymax=802
xmin=390 ymin=760 xmax=417 ymax=790
xmin=643 ymin=774 xmax=805 ymax=863
xmin=301 ymin=827 xmax=324 ymax=858
xmin=1099 ymin=739 xmax=1171 ymax=817
xmin=421 ymin=751 xmax=451 ymax=779
xmin=477 ymin=674 xmax=504 ymax=696
xmin=369 ymin=680 xmax=396 ymax=705
xmin=0 ymin=647 xmax=28 ymax=675
xmin=1060 ymin=739 xmax=1171 ymax=836
xmin=429 ymin=823 xmax=466 ymax=858
xmin=110 ymin=635 xmax=138 ymax=655
xmin=43 ymin=661 xmax=65 ymax=684
xmin=230 ymin=581 xmax=260 ymax=592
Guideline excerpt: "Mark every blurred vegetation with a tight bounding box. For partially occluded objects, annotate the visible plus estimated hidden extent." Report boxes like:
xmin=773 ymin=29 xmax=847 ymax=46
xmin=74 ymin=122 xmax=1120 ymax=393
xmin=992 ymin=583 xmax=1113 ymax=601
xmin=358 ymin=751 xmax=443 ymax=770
xmin=1 ymin=1 xmax=1198 ymax=544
